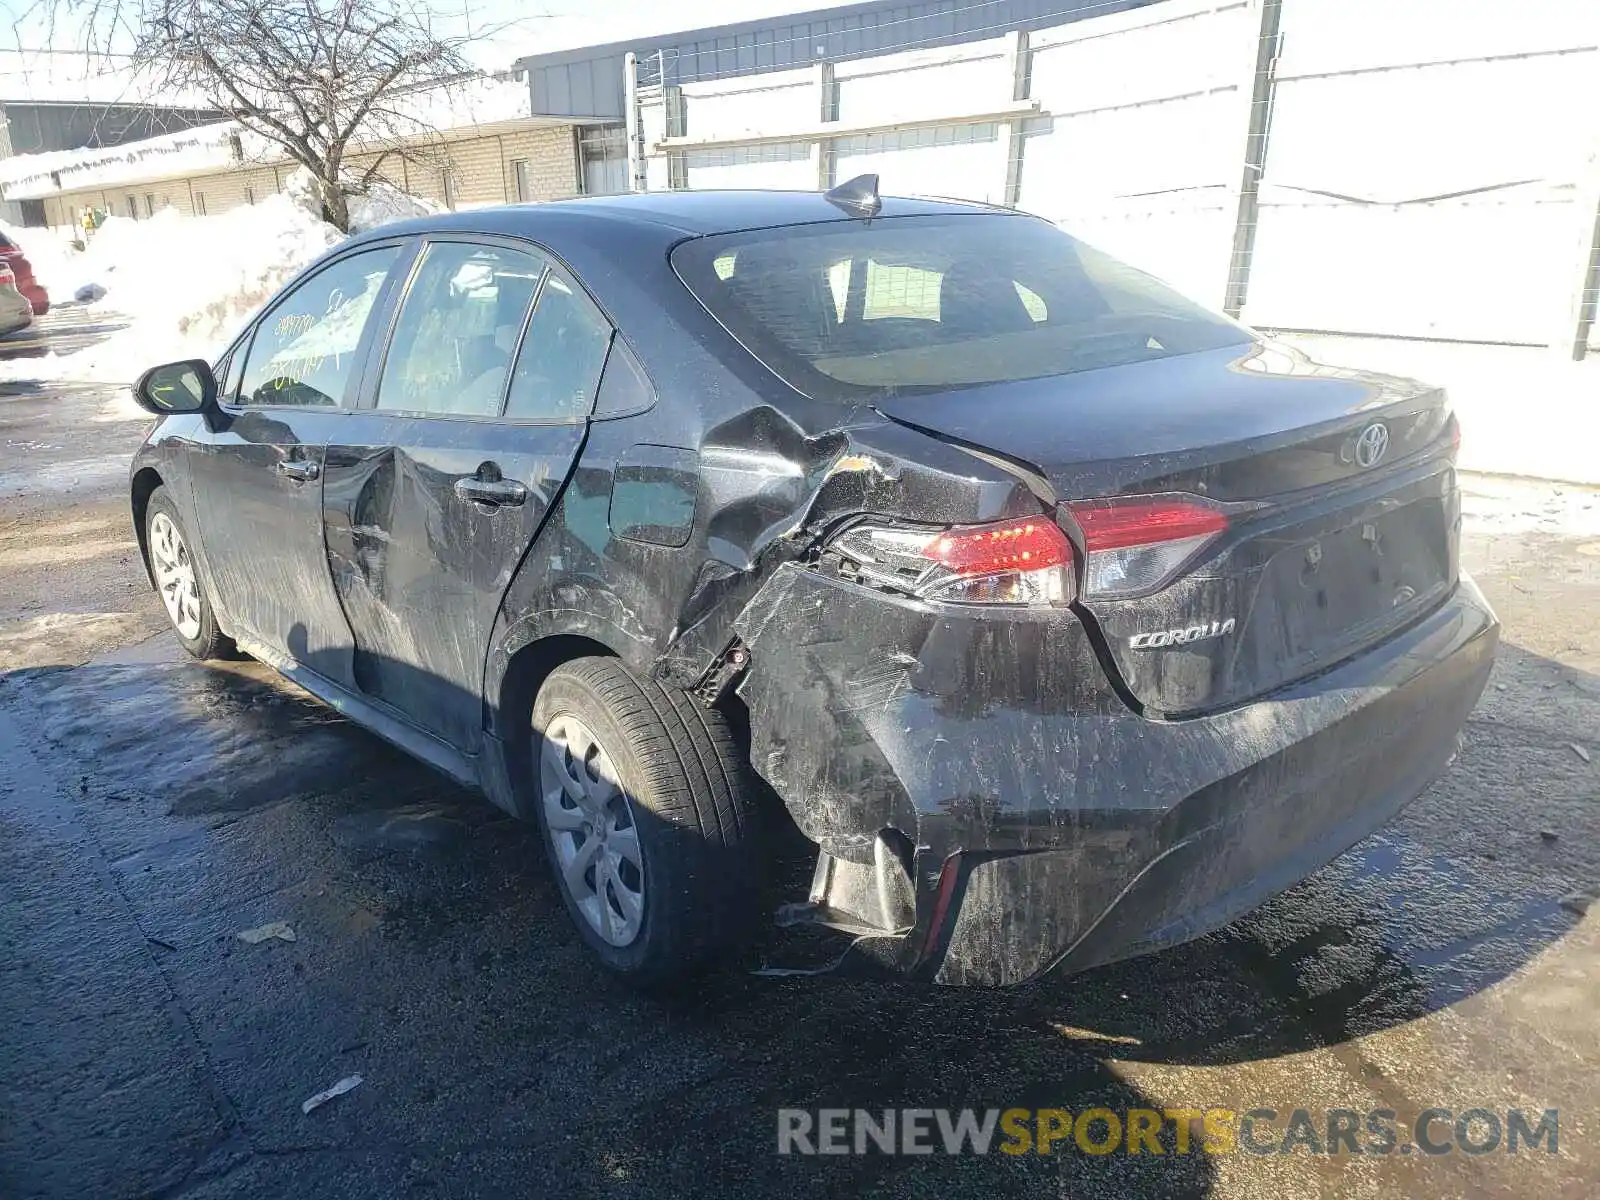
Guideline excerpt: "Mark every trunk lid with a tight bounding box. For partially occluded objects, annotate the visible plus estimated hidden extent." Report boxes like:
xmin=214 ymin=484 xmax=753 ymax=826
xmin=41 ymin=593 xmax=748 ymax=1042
xmin=874 ymin=341 xmax=1460 ymax=715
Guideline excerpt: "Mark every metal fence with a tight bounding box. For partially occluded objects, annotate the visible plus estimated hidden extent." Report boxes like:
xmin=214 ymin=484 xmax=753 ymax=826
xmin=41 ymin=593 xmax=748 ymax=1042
xmin=627 ymin=0 xmax=1600 ymax=357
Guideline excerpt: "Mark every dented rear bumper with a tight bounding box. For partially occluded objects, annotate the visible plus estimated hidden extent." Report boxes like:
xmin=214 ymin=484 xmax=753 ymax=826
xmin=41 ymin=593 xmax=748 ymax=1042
xmin=735 ymin=566 xmax=1497 ymax=986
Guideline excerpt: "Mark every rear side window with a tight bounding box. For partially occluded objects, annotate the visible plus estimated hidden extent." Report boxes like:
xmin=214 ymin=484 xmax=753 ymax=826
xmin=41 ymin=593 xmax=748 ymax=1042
xmin=504 ymin=270 xmax=612 ymax=422
xmin=377 ymin=241 xmax=544 ymax=417
xmin=238 ymin=246 xmax=400 ymax=407
xmin=672 ymin=214 xmax=1251 ymax=400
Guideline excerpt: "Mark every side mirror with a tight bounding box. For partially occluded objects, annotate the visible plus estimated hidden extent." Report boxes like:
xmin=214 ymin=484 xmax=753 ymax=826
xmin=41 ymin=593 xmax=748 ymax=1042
xmin=133 ymin=359 xmax=218 ymax=416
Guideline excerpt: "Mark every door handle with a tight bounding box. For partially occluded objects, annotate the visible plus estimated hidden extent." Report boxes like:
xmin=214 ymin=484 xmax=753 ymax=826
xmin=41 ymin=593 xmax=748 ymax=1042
xmin=454 ymin=476 xmax=527 ymax=507
xmin=277 ymin=459 xmax=321 ymax=482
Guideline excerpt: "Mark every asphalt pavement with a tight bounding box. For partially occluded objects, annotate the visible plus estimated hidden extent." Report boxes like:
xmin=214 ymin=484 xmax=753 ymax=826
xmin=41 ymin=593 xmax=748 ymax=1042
xmin=1 ymin=326 xmax=1597 ymax=1198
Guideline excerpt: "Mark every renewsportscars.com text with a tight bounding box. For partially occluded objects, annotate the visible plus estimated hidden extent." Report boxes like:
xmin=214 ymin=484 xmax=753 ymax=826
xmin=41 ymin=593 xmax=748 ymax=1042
xmin=777 ymin=1107 xmax=1559 ymax=1157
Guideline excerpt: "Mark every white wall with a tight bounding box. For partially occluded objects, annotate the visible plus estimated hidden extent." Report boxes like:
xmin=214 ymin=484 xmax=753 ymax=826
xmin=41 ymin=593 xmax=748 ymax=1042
xmin=1244 ymin=0 xmax=1600 ymax=342
xmin=634 ymin=0 xmax=1600 ymax=348
xmin=683 ymin=141 xmax=814 ymax=190
xmin=1019 ymin=2 xmax=1248 ymax=303
xmin=833 ymin=124 xmax=1004 ymax=205
xmin=680 ymin=68 xmax=815 ymax=143
xmin=833 ymin=39 xmax=1012 ymax=127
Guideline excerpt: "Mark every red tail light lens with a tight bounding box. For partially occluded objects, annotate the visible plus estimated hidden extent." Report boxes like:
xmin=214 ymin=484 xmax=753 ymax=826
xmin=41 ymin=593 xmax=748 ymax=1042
xmin=830 ymin=516 xmax=1073 ymax=606
xmin=922 ymin=518 xmax=1072 ymax=575
xmin=1064 ymin=493 xmax=1229 ymax=598
xmin=1069 ymin=498 xmax=1229 ymax=551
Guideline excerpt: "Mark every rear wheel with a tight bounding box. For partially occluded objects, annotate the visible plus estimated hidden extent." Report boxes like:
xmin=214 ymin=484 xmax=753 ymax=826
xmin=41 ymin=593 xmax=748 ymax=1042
xmin=531 ymin=657 xmax=759 ymax=986
xmin=145 ymin=487 xmax=233 ymax=660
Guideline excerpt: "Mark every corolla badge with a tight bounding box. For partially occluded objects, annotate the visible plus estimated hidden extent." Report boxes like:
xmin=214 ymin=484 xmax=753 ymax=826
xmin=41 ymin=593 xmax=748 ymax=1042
xmin=1129 ymin=618 xmax=1236 ymax=650
xmin=1354 ymin=421 xmax=1390 ymax=468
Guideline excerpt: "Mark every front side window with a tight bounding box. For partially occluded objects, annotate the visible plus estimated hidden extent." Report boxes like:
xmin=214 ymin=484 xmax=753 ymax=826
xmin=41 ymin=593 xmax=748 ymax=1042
xmin=673 ymin=214 xmax=1252 ymax=400
xmin=504 ymin=269 xmax=612 ymax=422
xmin=238 ymin=246 xmax=401 ymax=407
xmin=215 ymin=346 xmax=243 ymax=403
xmin=377 ymin=241 xmax=544 ymax=417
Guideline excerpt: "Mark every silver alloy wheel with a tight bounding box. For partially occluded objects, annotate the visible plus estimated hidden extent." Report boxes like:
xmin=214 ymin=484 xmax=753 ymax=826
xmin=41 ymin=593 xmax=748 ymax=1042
xmin=149 ymin=511 xmax=203 ymax=640
xmin=539 ymin=713 xmax=646 ymax=947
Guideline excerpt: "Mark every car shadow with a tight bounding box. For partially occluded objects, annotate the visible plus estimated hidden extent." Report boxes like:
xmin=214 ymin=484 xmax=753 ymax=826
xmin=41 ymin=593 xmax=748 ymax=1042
xmin=0 ymin=634 xmax=1592 ymax=1194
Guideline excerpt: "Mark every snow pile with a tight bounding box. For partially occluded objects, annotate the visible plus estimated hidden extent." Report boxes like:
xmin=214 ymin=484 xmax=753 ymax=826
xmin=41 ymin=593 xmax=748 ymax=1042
xmin=98 ymin=177 xmax=341 ymax=361
xmin=349 ymin=181 xmax=440 ymax=233
xmin=0 ymin=218 xmax=83 ymax=295
xmin=0 ymin=166 xmax=440 ymax=390
xmin=0 ymin=188 xmax=340 ymax=389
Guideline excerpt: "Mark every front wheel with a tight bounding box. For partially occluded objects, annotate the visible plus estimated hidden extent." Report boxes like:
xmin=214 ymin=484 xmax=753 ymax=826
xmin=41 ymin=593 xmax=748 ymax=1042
xmin=531 ymin=657 xmax=761 ymax=986
xmin=145 ymin=487 xmax=234 ymax=660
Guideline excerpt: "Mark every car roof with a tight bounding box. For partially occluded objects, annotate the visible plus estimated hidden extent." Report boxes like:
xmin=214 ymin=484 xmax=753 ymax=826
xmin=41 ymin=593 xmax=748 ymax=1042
xmin=365 ymin=189 xmax=1021 ymax=242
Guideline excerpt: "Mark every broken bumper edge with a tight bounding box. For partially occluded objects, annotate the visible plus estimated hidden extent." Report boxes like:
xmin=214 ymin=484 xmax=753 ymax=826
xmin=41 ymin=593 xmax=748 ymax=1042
xmin=742 ymin=569 xmax=1498 ymax=987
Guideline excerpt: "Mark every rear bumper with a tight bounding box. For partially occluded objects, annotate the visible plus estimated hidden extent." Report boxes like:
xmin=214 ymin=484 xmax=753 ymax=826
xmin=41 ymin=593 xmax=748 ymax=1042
xmin=735 ymin=567 xmax=1497 ymax=986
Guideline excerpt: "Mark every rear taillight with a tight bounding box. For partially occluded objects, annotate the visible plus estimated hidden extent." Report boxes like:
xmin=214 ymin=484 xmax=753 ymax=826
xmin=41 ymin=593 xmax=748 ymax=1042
xmin=829 ymin=496 xmax=1226 ymax=606
xmin=830 ymin=515 xmax=1073 ymax=605
xmin=1064 ymin=493 xmax=1230 ymax=598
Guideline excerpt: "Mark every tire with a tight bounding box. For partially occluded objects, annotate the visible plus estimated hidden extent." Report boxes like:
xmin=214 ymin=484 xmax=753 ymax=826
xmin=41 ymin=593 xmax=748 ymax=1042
xmin=531 ymin=657 xmax=760 ymax=986
xmin=145 ymin=487 xmax=235 ymax=661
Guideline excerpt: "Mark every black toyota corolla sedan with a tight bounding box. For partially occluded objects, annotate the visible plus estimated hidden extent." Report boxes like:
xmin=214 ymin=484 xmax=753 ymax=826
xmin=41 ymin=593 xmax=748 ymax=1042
xmin=128 ymin=180 xmax=1497 ymax=987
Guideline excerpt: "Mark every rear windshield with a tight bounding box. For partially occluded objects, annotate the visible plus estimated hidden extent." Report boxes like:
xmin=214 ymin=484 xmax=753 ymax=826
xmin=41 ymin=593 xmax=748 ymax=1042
xmin=671 ymin=213 xmax=1252 ymax=400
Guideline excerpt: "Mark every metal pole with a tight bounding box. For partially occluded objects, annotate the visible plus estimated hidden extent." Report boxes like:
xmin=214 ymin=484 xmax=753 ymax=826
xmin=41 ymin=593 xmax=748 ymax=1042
xmin=999 ymin=30 xmax=1031 ymax=209
xmin=1557 ymin=147 xmax=1600 ymax=361
xmin=1222 ymin=0 xmax=1283 ymax=319
xmin=624 ymin=52 xmax=645 ymax=193
xmin=812 ymin=59 xmax=836 ymax=190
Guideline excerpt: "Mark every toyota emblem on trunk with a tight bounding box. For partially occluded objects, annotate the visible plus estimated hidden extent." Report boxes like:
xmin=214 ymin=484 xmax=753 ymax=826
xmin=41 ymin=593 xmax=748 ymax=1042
xmin=1354 ymin=422 xmax=1390 ymax=468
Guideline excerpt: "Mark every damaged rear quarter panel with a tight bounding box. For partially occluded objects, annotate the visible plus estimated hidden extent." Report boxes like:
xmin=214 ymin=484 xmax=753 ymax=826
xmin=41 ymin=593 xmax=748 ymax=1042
xmin=729 ymin=564 xmax=1124 ymax=863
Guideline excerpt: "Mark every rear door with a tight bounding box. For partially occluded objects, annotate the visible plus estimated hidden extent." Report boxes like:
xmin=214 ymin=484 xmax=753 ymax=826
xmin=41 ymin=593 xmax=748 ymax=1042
xmin=322 ymin=236 xmax=614 ymax=751
xmin=187 ymin=242 xmax=407 ymax=681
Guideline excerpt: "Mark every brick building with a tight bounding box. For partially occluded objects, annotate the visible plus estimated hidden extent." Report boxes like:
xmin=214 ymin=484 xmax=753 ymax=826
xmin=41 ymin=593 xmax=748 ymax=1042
xmin=0 ymin=75 xmax=591 ymax=235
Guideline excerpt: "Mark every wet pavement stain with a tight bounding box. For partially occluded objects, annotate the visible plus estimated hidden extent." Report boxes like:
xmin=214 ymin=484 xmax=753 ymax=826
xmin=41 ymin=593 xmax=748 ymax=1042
xmin=5 ymin=657 xmax=441 ymax=830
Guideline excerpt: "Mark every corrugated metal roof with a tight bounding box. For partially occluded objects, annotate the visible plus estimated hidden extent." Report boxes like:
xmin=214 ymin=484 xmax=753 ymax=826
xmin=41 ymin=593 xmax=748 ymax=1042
xmin=516 ymin=0 xmax=1158 ymax=119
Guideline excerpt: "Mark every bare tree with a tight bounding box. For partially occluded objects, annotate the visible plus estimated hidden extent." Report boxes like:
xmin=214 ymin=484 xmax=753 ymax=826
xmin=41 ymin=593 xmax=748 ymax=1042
xmin=37 ymin=0 xmax=480 ymax=230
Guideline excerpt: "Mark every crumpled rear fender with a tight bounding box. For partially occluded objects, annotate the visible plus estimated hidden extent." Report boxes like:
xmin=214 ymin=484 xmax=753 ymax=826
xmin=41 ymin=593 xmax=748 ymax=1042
xmin=731 ymin=563 xmax=1120 ymax=863
xmin=652 ymin=410 xmax=1051 ymax=687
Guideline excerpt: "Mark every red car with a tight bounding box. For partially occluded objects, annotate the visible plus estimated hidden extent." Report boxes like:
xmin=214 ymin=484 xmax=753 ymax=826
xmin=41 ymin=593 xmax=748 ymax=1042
xmin=0 ymin=231 xmax=50 ymax=315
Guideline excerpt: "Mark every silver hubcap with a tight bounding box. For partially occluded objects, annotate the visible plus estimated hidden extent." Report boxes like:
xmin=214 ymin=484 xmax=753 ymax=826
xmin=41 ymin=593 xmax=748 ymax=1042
xmin=149 ymin=512 xmax=202 ymax=640
xmin=539 ymin=714 xmax=645 ymax=947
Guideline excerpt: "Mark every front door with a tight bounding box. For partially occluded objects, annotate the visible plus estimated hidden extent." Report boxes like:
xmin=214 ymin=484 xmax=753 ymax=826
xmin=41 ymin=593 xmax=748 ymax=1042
xmin=187 ymin=244 xmax=406 ymax=683
xmin=322 ymin=238 xmax=613 ymax=751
